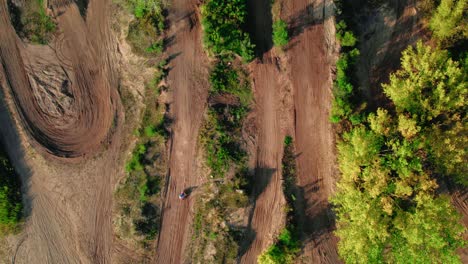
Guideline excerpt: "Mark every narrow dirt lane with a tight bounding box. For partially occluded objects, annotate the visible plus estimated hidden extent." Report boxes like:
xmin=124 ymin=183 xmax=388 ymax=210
xmin=285 ymin=0 xmax=341 ymax=262
xmin=240 ymin=56 xmax=285 ymax=264
xmin=154 ymin=1 xmax=209 ymax=263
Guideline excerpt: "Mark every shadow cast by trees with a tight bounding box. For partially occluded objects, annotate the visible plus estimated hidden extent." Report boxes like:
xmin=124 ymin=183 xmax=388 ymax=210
xmin=288 ymin=2 xmax=335 ymax=41
xmin=246 ymin=0 xmax=273 ymax=57
xmin=238 ymin=166 xmax=276 ymax=258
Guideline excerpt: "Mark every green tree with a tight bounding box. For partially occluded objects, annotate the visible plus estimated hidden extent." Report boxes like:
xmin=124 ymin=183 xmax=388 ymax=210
xmin=383 ymin=42 xmax=467 ymax=184
xmin=430 ymin=0 xmax=467 ymax=41
xmin=383 ymin=42 xmax=466 ymax=124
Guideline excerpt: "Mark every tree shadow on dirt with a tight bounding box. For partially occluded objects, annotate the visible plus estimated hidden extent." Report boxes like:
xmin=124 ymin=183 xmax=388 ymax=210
xmin=73 ymin=0 xmax=88 ymax=18
xmin=293 ymin=179 xmax=337 ymax=257
xmin=238 ymin=167 xmax=276 ymax=259
xmin=0 ymin=81 xmax=33 ymax=261
xmin=245 ymin=0 xmax=273 ymax=57
xmin=287 ymin=2 xmax=335 ymax=42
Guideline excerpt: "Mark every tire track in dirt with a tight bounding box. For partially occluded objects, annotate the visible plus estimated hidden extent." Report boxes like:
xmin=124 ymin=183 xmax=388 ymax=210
xmin=0 ymin=0 xmax=117 ymax=159
xmin=240 ymin=56 xmax=286 ymax=264
xmin=0 ymin=0 xmax=123 ymax=262
xmin=154 ymin=1 xmax=209 ymax=263
xmin=284 ymin=0 xmax=341 ymax=262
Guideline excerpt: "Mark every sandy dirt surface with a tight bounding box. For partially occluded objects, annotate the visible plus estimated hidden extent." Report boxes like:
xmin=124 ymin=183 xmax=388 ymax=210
xmin=283 ymin=0 xmax=341 ymax=262
xmin=0 ymin=0 xmax=126 ymax=262
xmin=154 ymin=1 xmax=210 ymax=263
xmin=240 ymin=55 xmax=287 ymax=263
xmin=0 ymin=0 xmax=118 ymax=159
xmin=240 ymin=0 xmax=340 ymax=262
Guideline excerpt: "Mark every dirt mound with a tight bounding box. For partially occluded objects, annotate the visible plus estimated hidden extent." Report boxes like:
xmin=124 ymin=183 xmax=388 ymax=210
xmin=0 ymin=0 xmax=118 ymax=159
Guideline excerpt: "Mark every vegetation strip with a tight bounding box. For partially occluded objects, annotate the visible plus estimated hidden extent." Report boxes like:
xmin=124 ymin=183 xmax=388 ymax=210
xmin=0 ymin=144 xmax=22 ymax=235
xmin=258 ymin=136 xmax=300 ymax=264
xmin=114 ymin=0 xmax=169 ymax=251
xmin=190 ymin=0 xmax=256 ymax=261
xmin=332 ymin=0 xmax=467 ymax=262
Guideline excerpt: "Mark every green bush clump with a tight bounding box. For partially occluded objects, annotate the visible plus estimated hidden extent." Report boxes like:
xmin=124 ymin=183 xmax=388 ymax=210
xmin=336 ymin=21 xmax=357 ymax=47
xmin=330 ymin=48 xmax=359 ymax=123
xmin=200 ymin=0 xmax=255 ymax=61
xmin=0 ymin=147 xmax=22 ymax=234
xmin=209 ymin=61 xmax=252 ymax=105
xmin=125 ymin=143 xmax=146 ymax=172
xmin=126 ymin=0 xmax=165 ymax=56
xmin=272 ymin=20 xmax=289 ymax=47
xmin=258 ymin=228 xmax=300 ymax=264
xmin=202 ymin=107 xmax=247 ymax=178
xmin=332 ymin=43 xmax=467 ymax=263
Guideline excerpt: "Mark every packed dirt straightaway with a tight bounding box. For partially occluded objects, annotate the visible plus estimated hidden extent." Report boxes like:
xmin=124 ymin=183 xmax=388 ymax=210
xmin=154 ymin=0 xmax=209 ymax=263
xmin=240 ymin=0 xmax=340 ymax=262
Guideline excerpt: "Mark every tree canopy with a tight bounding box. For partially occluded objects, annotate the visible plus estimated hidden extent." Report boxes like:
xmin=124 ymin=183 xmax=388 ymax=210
xmin=333 ymin=42 xmax=466 ymax=263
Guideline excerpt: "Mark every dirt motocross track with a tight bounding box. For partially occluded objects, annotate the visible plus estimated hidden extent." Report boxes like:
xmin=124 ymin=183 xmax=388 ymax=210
xmin=0 ymin=0 xmax=122 ymax=263
xmin=0 ymin=0 xmax=118 ymax=158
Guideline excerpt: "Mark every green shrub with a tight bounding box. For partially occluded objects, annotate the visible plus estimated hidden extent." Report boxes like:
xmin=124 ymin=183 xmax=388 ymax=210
xmin=126 ymin=0 xmax=165 ymax=55
xmin=273 ymin=20 xmax=289 ymax=47
xmin=336 ymin=21 xmax=357 ymax=47
xmin=430 ymin=0 xmax=467 ymax=41
xmin=330 ymin=48 xmax=359 ymax=123
xmin=258 ymin=228 xmax=300 ymax=264
xmin=200 ymin=0 xmax=255 ymax=61
xmin=333 ymin=42 xmax=467 ymax=263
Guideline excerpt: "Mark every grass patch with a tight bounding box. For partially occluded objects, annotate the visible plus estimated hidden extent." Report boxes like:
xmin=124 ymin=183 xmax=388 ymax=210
xmin=191 ymin=55 xmax=253 ymax=262
xmin=125 ymin=0 xmax=166 ymax=56
xmin=8 ymin=0 xmax=56 ymax=44
xmin=190 ymin=174 xmax=250 ymax=263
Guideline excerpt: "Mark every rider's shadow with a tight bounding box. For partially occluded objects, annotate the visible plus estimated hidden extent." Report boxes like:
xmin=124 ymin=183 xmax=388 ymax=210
xmin=184 ymin=186 xmax=198 ymax=196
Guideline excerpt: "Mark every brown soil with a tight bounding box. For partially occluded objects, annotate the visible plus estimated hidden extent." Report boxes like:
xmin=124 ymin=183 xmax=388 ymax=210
xmin=240 ymin=0 xmax=340 ymax=262
xmin=0 ymin=0 xmax=119 ymax=159
xmin=153 ymin=0 xmax=210 ymax=263
xmin=283 ymin=0 xmax=341 ymax=262
xmin=240 ymin=54 xmax=287 ymax=263
xmin=0 ymin=0 xmax=127 ymax=263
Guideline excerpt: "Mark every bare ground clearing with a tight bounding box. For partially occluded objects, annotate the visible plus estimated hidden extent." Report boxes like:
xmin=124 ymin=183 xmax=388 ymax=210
xmin=154 ymin=0 xmax=210 ymax=263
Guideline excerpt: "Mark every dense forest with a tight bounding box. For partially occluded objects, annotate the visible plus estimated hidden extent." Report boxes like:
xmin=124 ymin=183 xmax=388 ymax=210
xmin=332 ymin=0 xmax=467 ymax=263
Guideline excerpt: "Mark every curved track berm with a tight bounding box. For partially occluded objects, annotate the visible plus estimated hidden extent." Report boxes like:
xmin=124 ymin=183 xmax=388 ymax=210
xmin=0 ymin=0 xmax=118 ymax=159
